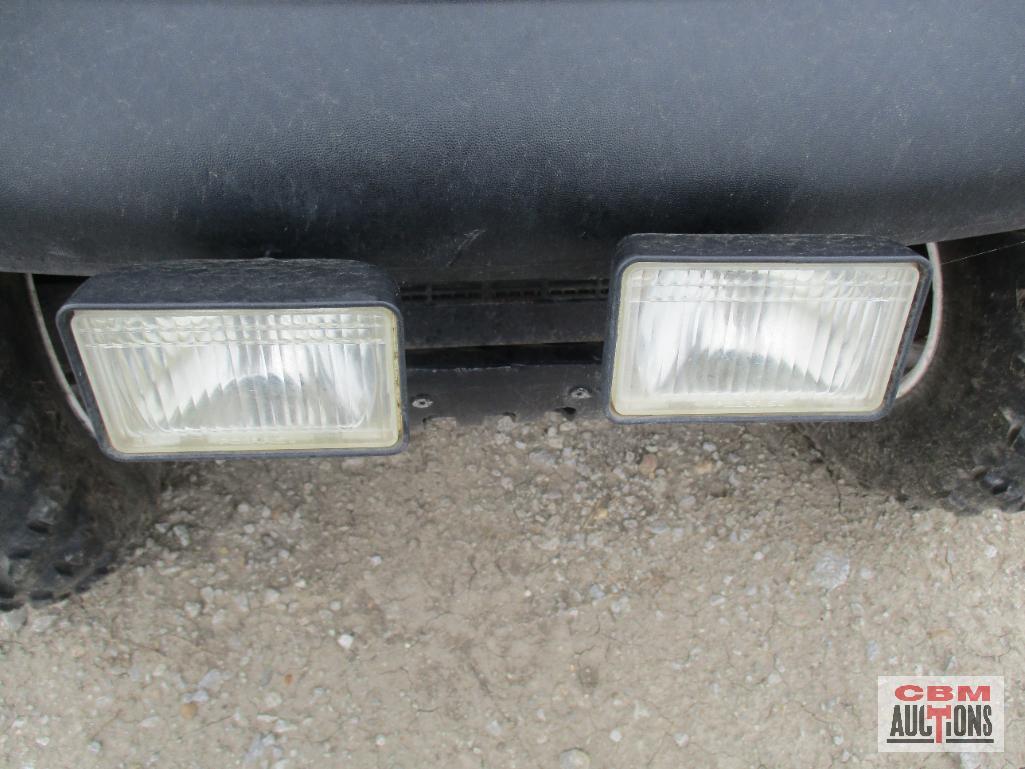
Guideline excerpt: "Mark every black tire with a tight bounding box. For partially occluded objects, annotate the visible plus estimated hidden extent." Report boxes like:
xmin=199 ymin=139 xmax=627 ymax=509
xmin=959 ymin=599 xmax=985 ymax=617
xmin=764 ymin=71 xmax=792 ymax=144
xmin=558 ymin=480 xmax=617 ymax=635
xmin=0 ymin=274 xmax=160 ymax=610
xmin=804 ymin=231 xmax=1025 ymax=511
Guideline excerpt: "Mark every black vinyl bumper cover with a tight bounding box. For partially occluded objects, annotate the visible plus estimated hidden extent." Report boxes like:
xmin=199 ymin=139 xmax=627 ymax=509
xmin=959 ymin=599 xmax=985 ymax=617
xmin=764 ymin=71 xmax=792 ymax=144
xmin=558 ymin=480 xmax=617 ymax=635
xmin=1 ymin=0 xmax=1024 ymax=283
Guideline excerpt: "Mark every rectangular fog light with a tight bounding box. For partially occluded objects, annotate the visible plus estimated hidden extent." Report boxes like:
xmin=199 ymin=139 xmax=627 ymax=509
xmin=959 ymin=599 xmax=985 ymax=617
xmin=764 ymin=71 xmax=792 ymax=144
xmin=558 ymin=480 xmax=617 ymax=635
xmin=605 ymin=235 xmax=930 ymax=421
xmin=59 ymin=260 xmax=406 ymax=459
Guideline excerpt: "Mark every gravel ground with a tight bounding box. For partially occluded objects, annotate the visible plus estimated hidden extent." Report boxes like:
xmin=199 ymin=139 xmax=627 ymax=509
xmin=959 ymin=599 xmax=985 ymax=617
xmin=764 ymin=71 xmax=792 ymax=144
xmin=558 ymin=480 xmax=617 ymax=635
xmin=1 ymin=415 xmax=1024 ymax=768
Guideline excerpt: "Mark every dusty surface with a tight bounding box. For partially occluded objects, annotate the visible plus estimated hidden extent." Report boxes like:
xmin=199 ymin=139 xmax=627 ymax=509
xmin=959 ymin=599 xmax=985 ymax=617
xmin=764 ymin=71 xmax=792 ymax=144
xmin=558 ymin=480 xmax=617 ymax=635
xmin=1 ymin=416 xmax=1024 ymax=768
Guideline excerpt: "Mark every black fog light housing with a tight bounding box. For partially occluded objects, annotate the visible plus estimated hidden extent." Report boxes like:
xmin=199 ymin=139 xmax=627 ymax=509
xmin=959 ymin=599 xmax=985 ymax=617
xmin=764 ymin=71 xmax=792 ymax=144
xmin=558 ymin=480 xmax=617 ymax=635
xmin=603 ymin=234 xmax=931 ymax=422
xmin=58 ymin=259 xmax=407 ymax=459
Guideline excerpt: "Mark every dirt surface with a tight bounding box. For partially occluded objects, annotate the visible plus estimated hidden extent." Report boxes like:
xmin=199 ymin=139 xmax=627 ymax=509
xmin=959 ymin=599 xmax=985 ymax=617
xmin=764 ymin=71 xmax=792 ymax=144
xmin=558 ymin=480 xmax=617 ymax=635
xmin=1 ymin=416 xmax=1024 ymax=768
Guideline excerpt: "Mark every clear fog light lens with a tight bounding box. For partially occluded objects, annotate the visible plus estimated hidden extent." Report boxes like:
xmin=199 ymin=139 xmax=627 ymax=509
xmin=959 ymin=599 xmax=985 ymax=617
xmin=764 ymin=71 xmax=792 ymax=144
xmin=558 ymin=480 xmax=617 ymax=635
xmin=69 ymin=307 xmax=403 ymax=455
xmin=59 ymin=259 xmax=406 ymax=459
xmin=609 ymin=259 xmax=924 ymax=418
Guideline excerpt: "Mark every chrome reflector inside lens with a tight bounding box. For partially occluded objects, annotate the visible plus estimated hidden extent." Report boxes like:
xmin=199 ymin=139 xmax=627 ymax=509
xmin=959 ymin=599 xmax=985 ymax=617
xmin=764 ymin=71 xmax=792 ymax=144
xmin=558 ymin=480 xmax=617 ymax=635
xmin=69 ymin=307 xmax=403 ymax=455
xmin=609 ymin=261 xmax=923 ymax=418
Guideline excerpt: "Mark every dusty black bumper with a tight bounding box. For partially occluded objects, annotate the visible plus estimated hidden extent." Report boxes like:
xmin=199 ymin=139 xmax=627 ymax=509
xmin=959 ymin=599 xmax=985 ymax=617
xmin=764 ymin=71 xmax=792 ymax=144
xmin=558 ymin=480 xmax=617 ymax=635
xmin=1 ymin=0 xmax=1024 ymax=282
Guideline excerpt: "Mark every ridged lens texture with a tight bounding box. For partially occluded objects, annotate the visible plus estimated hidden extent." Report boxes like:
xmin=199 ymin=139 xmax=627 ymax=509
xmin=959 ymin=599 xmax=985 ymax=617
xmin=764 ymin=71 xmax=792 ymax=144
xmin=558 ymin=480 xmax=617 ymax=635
xmin=70 ymin=307 xmax=402 ymax=454
xmin=610 ymin=261 xmax=921 ymax=417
